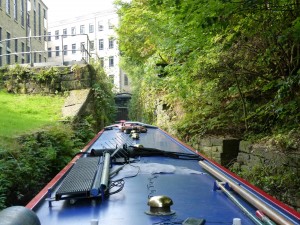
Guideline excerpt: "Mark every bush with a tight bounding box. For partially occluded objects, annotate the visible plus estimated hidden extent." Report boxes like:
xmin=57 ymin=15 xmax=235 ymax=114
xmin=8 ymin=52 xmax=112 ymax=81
xmin=0 ymin=124 xmax=79 ymax=209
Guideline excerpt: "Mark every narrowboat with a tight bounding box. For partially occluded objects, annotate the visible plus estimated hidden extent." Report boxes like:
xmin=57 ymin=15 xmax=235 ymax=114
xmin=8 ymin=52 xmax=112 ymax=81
xmin=0 ymin=121 xmax=299 ymax=225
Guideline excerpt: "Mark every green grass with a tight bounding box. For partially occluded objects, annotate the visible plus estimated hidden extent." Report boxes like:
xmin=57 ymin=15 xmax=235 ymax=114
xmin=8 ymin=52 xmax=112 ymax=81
xmin=0 ymin=91 xmax=65 ymax=138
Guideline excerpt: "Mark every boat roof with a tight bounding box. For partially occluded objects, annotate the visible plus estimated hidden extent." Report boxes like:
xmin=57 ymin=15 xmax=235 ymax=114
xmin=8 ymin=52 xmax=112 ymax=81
xmin=26 ymin=122 xmax=300 ymax=225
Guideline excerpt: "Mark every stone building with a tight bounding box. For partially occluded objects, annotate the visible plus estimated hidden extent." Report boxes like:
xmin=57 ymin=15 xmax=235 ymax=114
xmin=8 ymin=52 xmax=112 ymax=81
xmin=47 ymin=9 xmax=130 ymax=93
xmin=0 ymin=0 xmax=48 ymax=66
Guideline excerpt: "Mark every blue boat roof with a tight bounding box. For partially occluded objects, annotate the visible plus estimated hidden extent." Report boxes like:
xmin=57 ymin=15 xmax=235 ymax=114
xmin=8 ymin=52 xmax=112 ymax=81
xmin=26 ymin=122 xmax=300 ymax=225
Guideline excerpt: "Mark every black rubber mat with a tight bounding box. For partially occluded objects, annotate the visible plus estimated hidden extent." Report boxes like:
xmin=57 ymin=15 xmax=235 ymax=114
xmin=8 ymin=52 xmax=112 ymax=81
xmin=55 ymin=157 xmax=101 ymax=200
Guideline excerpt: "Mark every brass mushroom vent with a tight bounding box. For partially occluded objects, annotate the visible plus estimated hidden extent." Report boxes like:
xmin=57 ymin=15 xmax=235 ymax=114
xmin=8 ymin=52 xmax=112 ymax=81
xmin=145 ymin=195 xmax=175 ymax=216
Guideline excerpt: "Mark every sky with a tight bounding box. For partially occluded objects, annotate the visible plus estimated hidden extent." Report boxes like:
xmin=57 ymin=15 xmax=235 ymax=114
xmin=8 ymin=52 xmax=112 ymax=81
xmin=43 ymin=0 xmax=116 ymax=22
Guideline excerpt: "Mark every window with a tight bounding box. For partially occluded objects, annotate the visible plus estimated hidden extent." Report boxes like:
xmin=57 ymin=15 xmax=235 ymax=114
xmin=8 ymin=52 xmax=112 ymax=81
xmin=48 ymin=32 xmax=51 ymax=41
xmin=109 ymin=56 xmax=114 ymax=67
xmin=124 ymin=74 xmax=129 ymax=86
xmin=80 ymin=42 xmax=85 ymax=52
xmin=6 ymin=32 xmax=11 ymax=49
xmin=98 ymin=21 xmax=103 ymax=31
xmin=72 ymin=44 xmax=76 ymax=54
xmin=71 ymin=27 xmax=76 ymax=35
xmin=43 ymin=30 xmax=46 ymax=41
xmin=14 ymin=0 xmax=18 ymax=20
xmin=80 ymin=25 xmax=85 ymax=34
xmin=39 ymin=54 xmax=41 ymax=62
xmin=43 ymin=8 xmax=47 ymax=19
xmin=99 ymin=57 xmax=104 ymax=67
xmin=26 ymin=46 xmax=30 ymax=63
xmin=21 ymin=0 xmax=25 ymax=26
xmin=55 ymin=30 xmax=59 ymax=40
xmin=38 ymin=3 xmax=41 ymax=40
xmin=89 ymin=23 xmax=94 ymax=33
xmin=33 ymin=10 xmax=36 ymax=36
xmin=63 ymin=28 xmax=67 ymax=37
xmin=108 ymin=19 xmax=114 ymax=29
xmin=63 ymin=45 xmax=67 ymax=55
xmin=6 ymin=50 xmax=11 ymax=64
xmin=109 ymin=75 xmax=114 ymax=84
xmin=6 ymin=0 xmax=10 ymax=14
xmin=109 ymin=38 xmax=114 ymax=49
xmin=21 ymin=42 xmax=25 ymax=63
xmin=99 ymin=39 xmax=103 ymax=50
xmin=14 ymin=39 xmax=18 ymax=51
xmin=14 ymin=39 xmax=18 ymax=62
xmin=34 ymin=52 xmax=36 ymax=63
xmin=48 ymin=47 xmax=51 ymax=57
xmin=90 ymin=40 xmax=94 ymax=51
xmin=55 ymin=46 xmax=59 ymax=56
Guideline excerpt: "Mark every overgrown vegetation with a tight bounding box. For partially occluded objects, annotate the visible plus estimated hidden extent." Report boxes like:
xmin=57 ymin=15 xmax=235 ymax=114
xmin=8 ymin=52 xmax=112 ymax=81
xmin=116 ymin=0 xmax=300 ymax=138
xmin=89 ymin=63 xmax=116 ymax=128
xmin=115 ymin=0 xmax=300 ymax=208
xmin=0 ymin=124 xmax=79 ymax=209
xmin=0 ymin=65 xmax=70 ymax=93
xmin=231 ymin=154 xmax=300 ymax=208
xmin=0 ymin=63 xmax=116 ymax=209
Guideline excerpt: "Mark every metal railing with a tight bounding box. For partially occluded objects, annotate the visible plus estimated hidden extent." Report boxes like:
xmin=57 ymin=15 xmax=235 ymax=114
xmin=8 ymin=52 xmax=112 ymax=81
xmin=0 ymin=33 xmax=97 ymax=67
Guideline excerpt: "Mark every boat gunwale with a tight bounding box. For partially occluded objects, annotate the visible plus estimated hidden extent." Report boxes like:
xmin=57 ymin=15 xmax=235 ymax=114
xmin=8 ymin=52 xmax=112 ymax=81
xmin=159 ymin=128 xmax=300 ymax=221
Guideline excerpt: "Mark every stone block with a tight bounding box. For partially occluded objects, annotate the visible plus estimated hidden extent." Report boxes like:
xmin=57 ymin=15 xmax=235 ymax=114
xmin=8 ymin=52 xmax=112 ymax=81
xmin=202 ymin=146 xmax=212 ymax=154
xmin=212 ymin=157 xmax=221 ymax=164
xmin=211 ymin=146 xmax=223 ymax=153
xmin=200 ymin=139 xmax=212 ymax=147
xmin=211 ymin=138 xmax=223 ymax=146
xmin=211 ymin=151 xmax=222 ymax=158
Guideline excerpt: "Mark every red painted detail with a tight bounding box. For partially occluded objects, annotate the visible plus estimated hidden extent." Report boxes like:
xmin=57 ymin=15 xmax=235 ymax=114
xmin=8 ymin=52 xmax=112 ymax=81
xmin=159 ymin=128 xmax=300 ymax=220
xmin=26 ymin=130 xmax=104 ymax=210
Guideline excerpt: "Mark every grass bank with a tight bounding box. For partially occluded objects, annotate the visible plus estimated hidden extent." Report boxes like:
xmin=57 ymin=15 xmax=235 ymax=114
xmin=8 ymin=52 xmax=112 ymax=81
xmin=0 ymin=90 xmax=65 ymax=141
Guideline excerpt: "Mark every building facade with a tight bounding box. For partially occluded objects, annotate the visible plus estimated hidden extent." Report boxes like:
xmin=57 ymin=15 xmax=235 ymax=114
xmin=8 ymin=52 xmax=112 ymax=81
xmin=47 ymin=10 xmax=130 ymax=93
xmin=0 ymin=0 xmax=48 ymax=66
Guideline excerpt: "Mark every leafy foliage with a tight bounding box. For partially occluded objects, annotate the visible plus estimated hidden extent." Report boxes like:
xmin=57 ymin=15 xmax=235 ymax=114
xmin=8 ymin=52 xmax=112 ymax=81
xmin=231 ymin=156 xmax=300 ymax=208
xmin=89 ymin=63 xmax=116 ymax=128
xmin=0 ymin=124 xmax=78 ymax=208
xmin=0 ymin=65 xmax=70 ymax=93
xmin=116 ymin=0 xmax=300 ymax=138
xmin=116 ymin=0 xmax=300 ymax=207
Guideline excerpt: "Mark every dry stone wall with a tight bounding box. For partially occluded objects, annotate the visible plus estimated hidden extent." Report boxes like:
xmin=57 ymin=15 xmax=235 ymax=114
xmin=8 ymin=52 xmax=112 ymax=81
xmin=2 ymin=65 xmax=94 ymax=94
xmin=192 ymin=137 xmax=240 ymax=166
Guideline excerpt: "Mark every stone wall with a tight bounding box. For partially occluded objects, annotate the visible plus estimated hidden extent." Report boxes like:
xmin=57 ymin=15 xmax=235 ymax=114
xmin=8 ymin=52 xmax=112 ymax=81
xmin=1 ymin=64 xmax=94 ymax=94
xmin=192 ymin=137 xmax=240 ymax=166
